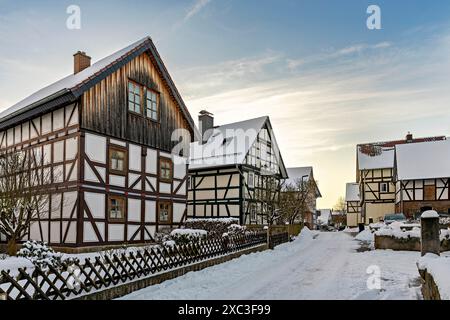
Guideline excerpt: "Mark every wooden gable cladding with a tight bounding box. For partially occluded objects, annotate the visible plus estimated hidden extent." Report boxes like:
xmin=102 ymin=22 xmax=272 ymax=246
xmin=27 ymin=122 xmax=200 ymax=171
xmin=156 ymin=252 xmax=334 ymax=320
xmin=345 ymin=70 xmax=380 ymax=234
xmin=81 ymin=52 xmax=192 ymax=152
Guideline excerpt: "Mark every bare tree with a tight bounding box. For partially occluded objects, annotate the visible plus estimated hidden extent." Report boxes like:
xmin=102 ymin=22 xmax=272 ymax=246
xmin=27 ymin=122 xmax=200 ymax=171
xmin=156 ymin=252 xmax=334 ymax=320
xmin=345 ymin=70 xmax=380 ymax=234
xmin=0 ymin=150 xmax=55 ymax=256
xmin=257 ymin=176 xmax=282 ymax=225
xmin=279 ymin=178 xmax=318 ymax=225
xmin=333 ymin=196 xmax=346 ymax=213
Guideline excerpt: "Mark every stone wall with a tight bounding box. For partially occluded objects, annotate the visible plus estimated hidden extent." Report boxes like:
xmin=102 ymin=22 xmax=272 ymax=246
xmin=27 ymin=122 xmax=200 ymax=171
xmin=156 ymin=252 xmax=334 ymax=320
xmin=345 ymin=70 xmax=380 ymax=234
xmin=398 ymin=200 xmax=450 ymax=219
xmin=418 ymin=268 xmax=441 ymax=300
xmin=375 ymin=235 xmax=450 ymax=251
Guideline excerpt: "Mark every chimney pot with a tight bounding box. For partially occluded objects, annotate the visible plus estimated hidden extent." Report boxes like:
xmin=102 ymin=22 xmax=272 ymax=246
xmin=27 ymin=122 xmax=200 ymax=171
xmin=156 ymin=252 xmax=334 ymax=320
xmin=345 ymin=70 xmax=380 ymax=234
xmin=73 ymin=51 xmax=91 ymax=74
xmin=199 ymin=110 xmax=214 ymax=144
xmin=406 ymin=132 xmax=413 ymax=143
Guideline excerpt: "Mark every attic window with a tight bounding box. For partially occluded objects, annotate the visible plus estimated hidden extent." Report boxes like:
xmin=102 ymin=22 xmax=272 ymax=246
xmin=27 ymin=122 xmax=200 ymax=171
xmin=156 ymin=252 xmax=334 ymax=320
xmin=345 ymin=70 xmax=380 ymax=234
xmin=128 ymin=81 xmax=141 ymax=114
xmin=146 ymin=89 xmax=159 ymax=121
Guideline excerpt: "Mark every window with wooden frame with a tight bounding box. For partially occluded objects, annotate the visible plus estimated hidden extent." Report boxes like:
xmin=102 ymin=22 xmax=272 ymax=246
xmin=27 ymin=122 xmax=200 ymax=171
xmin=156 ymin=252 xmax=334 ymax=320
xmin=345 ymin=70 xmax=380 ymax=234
xmin=158 ymin=201 xmax=172 ymax=224
xmin=128 ymin=81 xmax=142 ymax=114
xmin=108 ymin=196 xmax=126 ymax=221
xmin=159 ymin=157 xmax=173 ymax=182
xmin=380 ymin=182 xmax=388 ymax=193
xmin=145 ymin=88 xmax=159 ymax=121
xmin=109 ymin=147 xmax=127 ymax=175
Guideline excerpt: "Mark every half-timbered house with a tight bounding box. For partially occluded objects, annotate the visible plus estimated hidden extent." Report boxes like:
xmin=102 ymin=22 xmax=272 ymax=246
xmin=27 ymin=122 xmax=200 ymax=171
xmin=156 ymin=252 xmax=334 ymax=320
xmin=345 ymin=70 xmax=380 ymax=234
xmin=188 ymin=112 xmax=288 ymax=225
xmin=345 ymin=182 xmax=361 ymax=227
xmin=395 ymin=139 xmax=450 ymax=219
xmin=0 ymin=37 xmax=198 ymax=251
xmin=356 ymin=133 xmax=445 ymax=224
xmin=284 ymin=167 xmax=321 ymax=229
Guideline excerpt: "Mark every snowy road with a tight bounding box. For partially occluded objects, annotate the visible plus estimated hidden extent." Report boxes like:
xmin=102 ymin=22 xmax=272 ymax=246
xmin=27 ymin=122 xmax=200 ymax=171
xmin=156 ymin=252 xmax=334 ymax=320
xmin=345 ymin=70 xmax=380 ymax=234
xmin=120 ymin=230 xmax=423 ymax=300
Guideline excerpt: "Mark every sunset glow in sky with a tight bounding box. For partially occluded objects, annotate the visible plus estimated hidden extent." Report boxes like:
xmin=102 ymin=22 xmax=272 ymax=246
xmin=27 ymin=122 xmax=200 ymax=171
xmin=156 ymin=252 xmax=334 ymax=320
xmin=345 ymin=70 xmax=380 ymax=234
xmin=1 ymin=0 xmax=450 ymax=208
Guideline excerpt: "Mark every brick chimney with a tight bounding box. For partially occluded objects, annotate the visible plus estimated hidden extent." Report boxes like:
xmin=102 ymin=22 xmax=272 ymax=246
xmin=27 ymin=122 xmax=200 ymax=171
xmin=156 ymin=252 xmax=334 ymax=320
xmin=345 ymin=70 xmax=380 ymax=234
xmin=73 ymin=51 xmax=91 ymax=74
xmin=406 ymin=132 xmax=413 ymax=143
xmin=199 ymin=110 xmax=214 ymax=144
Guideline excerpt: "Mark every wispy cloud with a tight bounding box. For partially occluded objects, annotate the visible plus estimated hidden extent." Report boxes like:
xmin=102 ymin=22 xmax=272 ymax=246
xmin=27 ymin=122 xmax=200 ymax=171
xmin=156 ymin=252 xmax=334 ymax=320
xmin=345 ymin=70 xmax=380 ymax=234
xmin=175 ymin=32 xmax=450 ymax=208
xmin=184 ymin=0 xmax=212 ymax=22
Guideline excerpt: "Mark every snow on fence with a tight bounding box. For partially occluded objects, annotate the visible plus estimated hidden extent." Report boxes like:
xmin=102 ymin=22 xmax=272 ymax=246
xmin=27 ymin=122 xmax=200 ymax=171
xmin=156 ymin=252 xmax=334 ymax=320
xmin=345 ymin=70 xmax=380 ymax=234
xmin=0 ymin=232 xmax=270 ymax=300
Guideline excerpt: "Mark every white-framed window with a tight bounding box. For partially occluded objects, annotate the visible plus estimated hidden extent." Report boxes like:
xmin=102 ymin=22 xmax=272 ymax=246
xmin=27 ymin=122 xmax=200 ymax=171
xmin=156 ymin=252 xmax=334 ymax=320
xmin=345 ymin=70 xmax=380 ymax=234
xmin=380 ymin=182 xmax=388 ymax=193
xmin=145 ymin=89 xmax=159 ymax=121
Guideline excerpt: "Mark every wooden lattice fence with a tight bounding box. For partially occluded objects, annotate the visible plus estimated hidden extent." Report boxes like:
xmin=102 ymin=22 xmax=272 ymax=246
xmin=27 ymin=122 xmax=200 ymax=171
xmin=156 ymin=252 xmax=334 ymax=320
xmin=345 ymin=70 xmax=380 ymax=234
xmin=0 ymin=232 xmax=268 ymax=300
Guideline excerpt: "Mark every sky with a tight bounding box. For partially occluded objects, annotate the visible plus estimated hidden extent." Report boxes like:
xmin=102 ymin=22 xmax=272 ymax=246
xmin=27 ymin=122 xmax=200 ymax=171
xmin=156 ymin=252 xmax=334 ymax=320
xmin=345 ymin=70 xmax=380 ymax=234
xmin=1 ymin=0 xmax=450 ymax=208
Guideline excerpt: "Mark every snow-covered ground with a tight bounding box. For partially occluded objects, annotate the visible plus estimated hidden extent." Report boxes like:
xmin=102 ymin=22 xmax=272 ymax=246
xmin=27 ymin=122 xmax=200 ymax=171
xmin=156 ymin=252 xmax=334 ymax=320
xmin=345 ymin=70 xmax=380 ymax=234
xmin=120 ymin=230 xmax=425 ymax=300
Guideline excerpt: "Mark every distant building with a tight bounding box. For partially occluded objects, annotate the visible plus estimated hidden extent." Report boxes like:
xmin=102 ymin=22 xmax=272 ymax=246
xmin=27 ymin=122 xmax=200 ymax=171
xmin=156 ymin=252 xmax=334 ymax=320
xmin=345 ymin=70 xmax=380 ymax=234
xmin=317 ymin=209 xmax=332 ymax=226
xmin=331 ymin=210 xmax=346 ymax=228
xmin=188 ymin=113 xmax=288 ymax=225
xmin=285 ymin=167 xmax=322 ymax=229
xmin=345 ymin=183 xmax=361 ymax=227
xmin=395 ymin=140 xmax=450 ymax=219
xmin=356 ymin=133 xmax=446 ymax=224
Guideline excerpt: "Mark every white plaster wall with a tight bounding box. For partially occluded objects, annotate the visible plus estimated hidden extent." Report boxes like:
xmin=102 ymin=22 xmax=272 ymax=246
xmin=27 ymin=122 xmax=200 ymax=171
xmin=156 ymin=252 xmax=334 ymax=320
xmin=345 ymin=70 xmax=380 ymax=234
xmin=85 ymin=133 xmax=106 ymax=163
xmin=128 ymin=198 xmax=141 ymax=222
xmin=21 ymin=122 xmax=29 ymax=142
xmin=145 ymin=177 xmax=157 ymax=192
xmin=66 ymin=104 xmax=78 ymax=126
xmin=65 ymin=137 xmax=78 ymax=160
xmin=62 ymin=221 xmax=76 ymax=243
xmin=14 ymin=126 xmax=20 ymax=144
xmin=159 ymin=183 xmax=171 ymax=194
xmin=145 ymin=200 xmax=156 ymax=223
xmin=144 ymin=226 xmax=156 ymax=240
xmin=83 ymin=222 xmax=98 ymax=242
xmin=54 ymin=141 xmax=64 ymax=163
xmin=173 ymin=156 xmax=186 ymax=179
xmin=41 ymin=113 xmax=52 ymax=135
xmin=129 ymin=144 xmax=141 ymax=171
xmin=62 ymin=191 xmax=77 ymax=218
xmin=145 ymin=148 xmax=157 ymax=174
xmin=84 ymin=192 xmax=105 ymax=219
xmin=53 ymin=108 xmax=64 ymax=131
xmin=110 ymin=175 xmax=125 ymax=187
xmin=127 ymin=225 xmax=140 ymax=241
xmin=66 ymin=161 xmax=78 ymax=181
xmin=85 ymin=161 xmax=100 ymax=183
xmin=108 ymin=225 xmax=125 ymax=242
xmin=173 ymin=203 xmax=185 ymax=223
xmin=50 ymin=221 xmax=60 ymax=243
xmin=176 ymin=181 xmax=186 ymax=196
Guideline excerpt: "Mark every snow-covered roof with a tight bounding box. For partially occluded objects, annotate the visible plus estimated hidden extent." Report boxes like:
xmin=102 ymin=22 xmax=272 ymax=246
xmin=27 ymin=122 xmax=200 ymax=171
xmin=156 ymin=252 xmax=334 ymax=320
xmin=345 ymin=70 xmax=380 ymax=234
xmin=318 ymin=209 xmax=331 ymax=224
xmin=284 ymin=167 xmax=321 ymax=197
xmin=357 ymin=145 xmax=395 ymax=170
xmin=396 ymin=140 xmax=450 ymax=180
xmin=188 ymin=116 xmax=287 ymax=178
xmin=345 ymin=183 xmax=360 ymax=202
xmin=285 ymin=167 xmax=312 ymax=185
xmin=0 ymin=36 xmax=198 ymax=138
